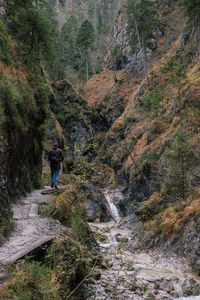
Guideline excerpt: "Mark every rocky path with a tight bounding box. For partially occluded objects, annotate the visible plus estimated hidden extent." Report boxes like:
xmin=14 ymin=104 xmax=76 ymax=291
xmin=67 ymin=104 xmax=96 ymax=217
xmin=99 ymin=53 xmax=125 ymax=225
xmin=0 ymin=188 xmax=66 ymax=281
xmin=86 ymin=189 xmax=200 ymax=300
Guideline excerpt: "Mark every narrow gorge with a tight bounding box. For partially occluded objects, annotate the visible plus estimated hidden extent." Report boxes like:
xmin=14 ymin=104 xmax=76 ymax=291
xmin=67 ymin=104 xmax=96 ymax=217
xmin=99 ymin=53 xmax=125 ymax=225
xmin=1 ymin=0 xmax=200 ymax=299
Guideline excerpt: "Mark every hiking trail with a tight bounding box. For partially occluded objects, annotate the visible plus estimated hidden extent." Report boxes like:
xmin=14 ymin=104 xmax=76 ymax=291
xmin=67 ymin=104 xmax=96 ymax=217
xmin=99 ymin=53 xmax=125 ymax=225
xmin=0 ymin=188 xmax=66 ymax=282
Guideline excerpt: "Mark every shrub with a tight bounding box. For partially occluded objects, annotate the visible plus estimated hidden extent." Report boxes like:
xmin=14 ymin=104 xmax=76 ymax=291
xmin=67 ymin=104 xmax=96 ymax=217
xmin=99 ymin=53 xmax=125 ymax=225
xmin=146 ymin=121 xmax=163 ymax=144
xmin=0 ymin=21 xmax=11 ymax=62
xmin=0 ymin=261 xmax=61 ymax=300
xmin=138 ymin=192 xmax=167 ymax=221
xmin=142 ymin=85 xmax=166 ymax=115
xmin=160 ymin=57 xmax=176 ymax=73
xmin=138 ymin=148 xmax=159 ymax=164
xmin=163 ymin=128 xmax=196 ymax=201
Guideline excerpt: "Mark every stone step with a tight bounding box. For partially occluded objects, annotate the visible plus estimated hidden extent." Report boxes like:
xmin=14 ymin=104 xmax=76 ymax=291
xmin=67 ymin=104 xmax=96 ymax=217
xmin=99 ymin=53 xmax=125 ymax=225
xmin=29 ymin=204 xmax=38 ymax=218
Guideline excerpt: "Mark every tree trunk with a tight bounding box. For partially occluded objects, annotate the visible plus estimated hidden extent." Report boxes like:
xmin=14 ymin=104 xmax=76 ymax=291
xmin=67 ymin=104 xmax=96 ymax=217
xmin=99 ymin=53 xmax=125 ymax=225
xmin=178 ymin=77 xmax=181 ymax=115
xmin=113 ymin=64 xmax=118 ymax=83
xmin=86 ymin=55 xmax=89 ymax=82
xmin=133 ymin=14 xmax=148 ymax=81
xmin=180 ymin=154 xmax=185 ymax=199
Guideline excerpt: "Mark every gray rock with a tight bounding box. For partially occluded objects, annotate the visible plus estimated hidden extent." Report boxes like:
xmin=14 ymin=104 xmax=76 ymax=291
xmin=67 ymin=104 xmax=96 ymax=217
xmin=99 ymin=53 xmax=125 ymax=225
xmin=158 ymin=280 xmax=174 ymax=293
xmin=170 ymin=291 xmax=179 ymax=298
xmin=182 ymin=278 xmax=200 ymax=296
xmin=116 ymin=236 xmax=129 ymax=243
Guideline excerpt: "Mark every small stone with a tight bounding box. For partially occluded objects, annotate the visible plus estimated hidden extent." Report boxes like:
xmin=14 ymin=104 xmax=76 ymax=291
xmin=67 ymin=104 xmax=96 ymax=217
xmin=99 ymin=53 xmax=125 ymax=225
xmin=93 ymin=272 xmax=101 ymax=281
xmin=100 ymin=262 xmax=109 ymax=270
xmin=129 ymin=283 xmax=140 ymax=291
xmin=105 ymin=287 xmax=112 ymax=293
xmin=116 ymin=236 xmax=129 ymax=243
xmin=182 ymin=278 xmax=200 ymax=296
xmin=85 ymin=278 xmax=96 ymax=285
xmin=159 ymin=281 xmax=174 ymax=293
xmin=101 ymin=282 xmax=108 ymax=287
xmin=154 ymin=280 xmax=174 ymax=293
xmin=170 ymin=291 xmax=179 ymax=298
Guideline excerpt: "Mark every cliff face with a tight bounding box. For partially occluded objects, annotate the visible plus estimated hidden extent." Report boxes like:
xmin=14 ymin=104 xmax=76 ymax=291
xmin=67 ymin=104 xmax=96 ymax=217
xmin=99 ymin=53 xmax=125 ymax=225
xmin=0 ymin=66 xmax=48 ymax=226
xmin=104 ymin=1 xmax=184 ymax=77
xmin=0 ymin=13 xmax=50 ymax=236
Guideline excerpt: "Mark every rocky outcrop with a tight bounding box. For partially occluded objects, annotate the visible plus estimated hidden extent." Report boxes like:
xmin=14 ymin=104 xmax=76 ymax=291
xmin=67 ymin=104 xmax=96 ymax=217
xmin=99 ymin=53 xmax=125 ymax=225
xmin=104 ymin=1 xmax=183 ymax=77
xmin=104 ymin=6 xmax=158 ymax=77
xmin=51 ymin=80 xmax=96 ymax=157
xmin=82 ymin=183 xmax=111 ymax=222
xmin=70 ymin=121 xmax=94 ymax=158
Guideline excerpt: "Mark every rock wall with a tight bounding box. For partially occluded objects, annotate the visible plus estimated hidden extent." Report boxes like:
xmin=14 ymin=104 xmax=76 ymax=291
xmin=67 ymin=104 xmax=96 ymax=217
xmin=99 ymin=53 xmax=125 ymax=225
xmin=104 ymin=1 xmax=183 ymax=77
xmin=104 ymin=6 xmax=157 ymax=77
xmin=0 ymin=26 xmax=48 ymax=230
xmin=51 ymin=80 xmax=96 ymax=158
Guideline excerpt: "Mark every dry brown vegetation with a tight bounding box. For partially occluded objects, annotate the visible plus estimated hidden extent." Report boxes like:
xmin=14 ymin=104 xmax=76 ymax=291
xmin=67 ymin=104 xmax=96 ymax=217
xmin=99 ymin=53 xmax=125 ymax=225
xmin=82 ymin=3 xmax=200 ymax=235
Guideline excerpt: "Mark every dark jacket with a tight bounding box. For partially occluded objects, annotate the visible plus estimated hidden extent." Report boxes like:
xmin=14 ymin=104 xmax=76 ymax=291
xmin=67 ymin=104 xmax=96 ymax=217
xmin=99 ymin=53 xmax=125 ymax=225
xmin=48 ymin=148 xmax=64 ymax=170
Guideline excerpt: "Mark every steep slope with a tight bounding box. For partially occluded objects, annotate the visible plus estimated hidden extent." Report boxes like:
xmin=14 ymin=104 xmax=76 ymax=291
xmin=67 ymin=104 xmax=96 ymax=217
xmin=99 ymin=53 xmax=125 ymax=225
xmin=83 ymin=1 xmax=200 ymax=272
xmin=104 ymin=1 xmax=185 ymax=77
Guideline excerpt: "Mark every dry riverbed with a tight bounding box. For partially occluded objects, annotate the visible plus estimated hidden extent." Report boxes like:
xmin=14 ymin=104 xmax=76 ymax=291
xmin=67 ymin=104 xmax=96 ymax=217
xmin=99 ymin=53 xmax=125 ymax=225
xmin=85 ymin=189 xmax=200 ymax=300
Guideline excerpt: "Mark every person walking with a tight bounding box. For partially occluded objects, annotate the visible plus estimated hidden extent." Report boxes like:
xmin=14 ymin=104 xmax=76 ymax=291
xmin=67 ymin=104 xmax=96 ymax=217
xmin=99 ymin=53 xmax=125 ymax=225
xmin=48 ymin=143 xmax=64 ymax=189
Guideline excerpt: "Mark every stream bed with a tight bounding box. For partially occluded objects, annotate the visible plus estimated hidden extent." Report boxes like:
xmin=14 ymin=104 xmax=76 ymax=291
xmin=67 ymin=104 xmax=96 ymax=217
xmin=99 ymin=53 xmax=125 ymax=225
xmin=86 ymin=188 xmax=200 ymax=300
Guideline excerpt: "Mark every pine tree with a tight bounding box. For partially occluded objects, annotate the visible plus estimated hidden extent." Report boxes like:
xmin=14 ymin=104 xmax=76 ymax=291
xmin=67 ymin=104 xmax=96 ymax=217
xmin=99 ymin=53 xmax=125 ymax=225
xmin=127 ymin=0 xmax=156 ymax=79
xmin=164 ymin=129 xmax=194 ymax=200
xmin=181 ymin=0 xmax=200 ymax=24
xmin=96 ymin=4 xmax=103 ymax=37
xmin=8 ymin=3 xmax=56 ymax=64
xmin=170 ymin=64 xmax=186 ymax=114
xmin=76 ymin=19 xmax=95 ymax=83
xmin=0 ymin=21 xmax=10 ymax=61
xmin=180 ymin=0 xmax=200 ymax=47
xmin=88 ymin=0 xmax=95 ymax=19
xmin=6 ymin=0 xmax=33 ymax=15
xmin=61 ymin=15 xmax=78 ymax=70
xmin=111 ymin=45 xmax=123 ymax=82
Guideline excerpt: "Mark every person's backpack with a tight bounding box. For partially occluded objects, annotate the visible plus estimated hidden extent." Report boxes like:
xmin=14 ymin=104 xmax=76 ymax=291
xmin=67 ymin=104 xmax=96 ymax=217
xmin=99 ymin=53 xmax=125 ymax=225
xmin=51 ymin=156 xmax=60 ymax=163
xmin=50 ymin=149 xmax=61 ymax=163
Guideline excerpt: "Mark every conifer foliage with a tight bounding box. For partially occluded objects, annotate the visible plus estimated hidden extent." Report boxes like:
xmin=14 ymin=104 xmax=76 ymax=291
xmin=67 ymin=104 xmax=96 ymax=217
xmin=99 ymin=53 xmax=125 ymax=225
xmin=126 ymin=0 xmax=156 ymax=78
xmin=164 ymin=129 xmax=195 ymax=201
xmin=181 ymin=0 xmax=200 ymax=24
xmin=76 ymin=19 xmax=95 ymax=83
xmin=6 ymin=0 xmax=55 ymax=64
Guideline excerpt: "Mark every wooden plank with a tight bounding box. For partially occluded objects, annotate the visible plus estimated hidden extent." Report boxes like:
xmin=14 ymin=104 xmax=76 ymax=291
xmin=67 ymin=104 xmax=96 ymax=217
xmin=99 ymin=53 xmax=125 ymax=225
xmin=2 ymin=236 xmax=55 ymax=265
